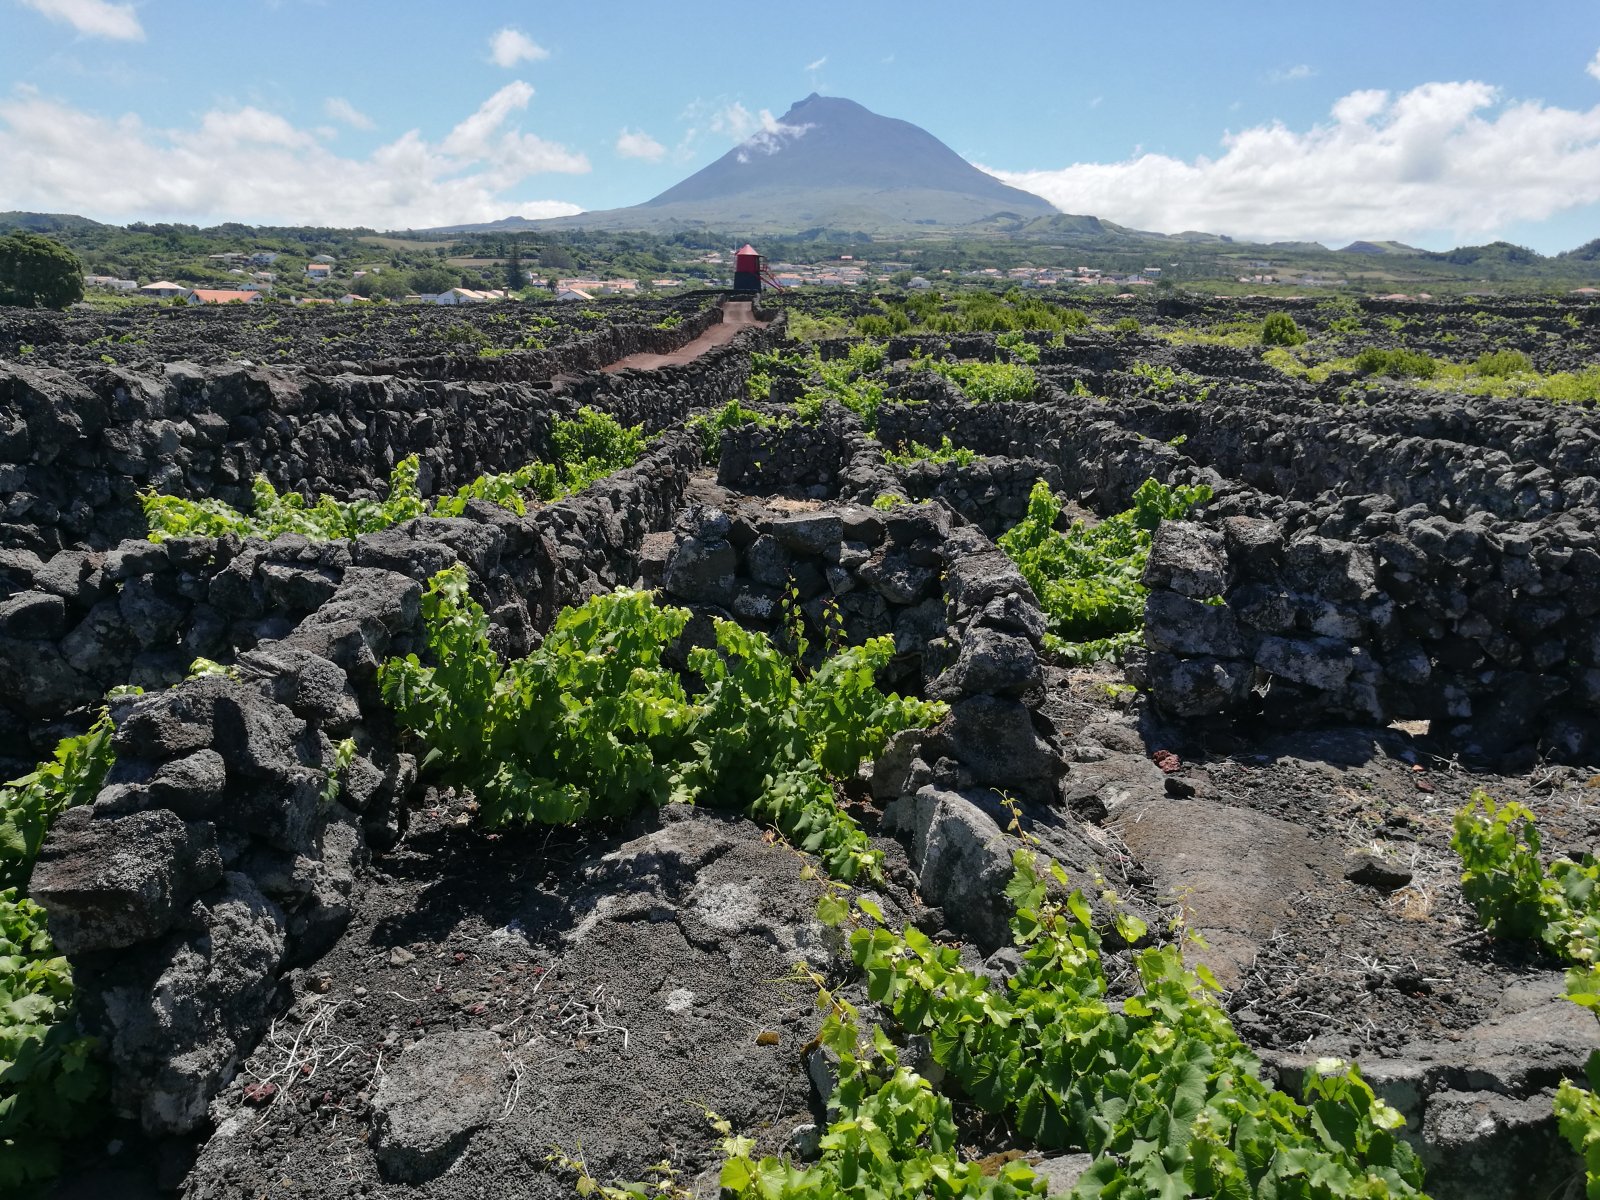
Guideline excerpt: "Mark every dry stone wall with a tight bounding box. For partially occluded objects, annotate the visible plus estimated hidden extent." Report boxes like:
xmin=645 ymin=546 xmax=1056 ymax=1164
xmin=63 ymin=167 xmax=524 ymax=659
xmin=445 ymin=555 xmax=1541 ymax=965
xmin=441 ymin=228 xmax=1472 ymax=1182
xmin=825 ymin=343 xmax=1600 ymax=768
xmin=1139 ymin=502 xmax=1600 ymax=764
xmin=0 ymin=338 xmax=767 ymax=769
xmin=0 ymin=316 xmax=758 ymax=556
xmin=26 ymin=427 xmax=704 ymax=1136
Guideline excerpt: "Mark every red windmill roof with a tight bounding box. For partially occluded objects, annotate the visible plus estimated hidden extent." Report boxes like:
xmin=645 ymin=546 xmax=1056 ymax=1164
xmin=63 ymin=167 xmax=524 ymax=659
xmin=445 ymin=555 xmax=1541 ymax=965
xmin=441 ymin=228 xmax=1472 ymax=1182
xmin=736 ymin=244 xmax=759 ymax=255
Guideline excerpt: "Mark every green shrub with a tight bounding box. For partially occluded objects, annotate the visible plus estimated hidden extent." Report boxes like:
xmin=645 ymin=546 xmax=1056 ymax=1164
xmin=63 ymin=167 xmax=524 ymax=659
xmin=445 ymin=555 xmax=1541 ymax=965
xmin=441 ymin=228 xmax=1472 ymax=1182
xmin=0 ymin=716 xmax=120 ymax=1187
xmin=996 ymin=330 xmax=1041 ymax=364
xmin=1352 ymin=347 xmax=1438 ymax=380
xmin=927 ymin=359 xmax=1036 ymax=404
xmin=439 ymin=322 xmax=491 ymax=350
xmin=856 ymin=312 xmax=907 ymax=339
xmin=0 ymin=890 xmax=106 ymax=1188
xmin=999 ymin=477 xmax=1211 ymax=662
xmin=1451 ymin=793 xmax=1599 ymax=1197
xmin=689 ymin=399 xmax=770 ymax=463
xmin=712 ymin=851 xmax=1427 ymax=1199
xmin=0 ymin=711 xmax=114 ymax=892
xmin=1472 ymin=349 xmax=1532 ymax=378
xmin=882 ymin=435 xmax=976 ymax=468
xmin=548 ymin=406 xmax=648 ymax=494
xmin=142 ymin=409 xmax=645 ymax=541
xmin=1260 ymin=311 xmax=1306 ymax=347
xmin=810 ymin=347 xmax=889 ymax=429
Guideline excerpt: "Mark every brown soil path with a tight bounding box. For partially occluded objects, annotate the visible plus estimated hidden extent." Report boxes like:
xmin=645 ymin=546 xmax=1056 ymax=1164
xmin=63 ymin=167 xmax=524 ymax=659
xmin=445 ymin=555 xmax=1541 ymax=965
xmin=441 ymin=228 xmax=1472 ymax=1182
xmin=601 ymin=299 xmax=766 ymax=372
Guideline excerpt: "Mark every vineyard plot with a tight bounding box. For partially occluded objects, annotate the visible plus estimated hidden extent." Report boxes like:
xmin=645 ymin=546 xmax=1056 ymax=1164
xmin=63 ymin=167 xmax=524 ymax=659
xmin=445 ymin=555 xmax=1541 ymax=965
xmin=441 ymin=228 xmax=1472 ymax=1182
xmin=0 ymin=291 xmax=1597 ymax=1199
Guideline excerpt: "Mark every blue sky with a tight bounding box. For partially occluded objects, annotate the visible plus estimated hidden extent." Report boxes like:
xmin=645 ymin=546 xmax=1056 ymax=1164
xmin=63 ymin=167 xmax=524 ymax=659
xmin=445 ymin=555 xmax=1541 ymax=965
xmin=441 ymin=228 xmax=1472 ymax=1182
xmin=4 ymin=0 xmax=1600 ymax=251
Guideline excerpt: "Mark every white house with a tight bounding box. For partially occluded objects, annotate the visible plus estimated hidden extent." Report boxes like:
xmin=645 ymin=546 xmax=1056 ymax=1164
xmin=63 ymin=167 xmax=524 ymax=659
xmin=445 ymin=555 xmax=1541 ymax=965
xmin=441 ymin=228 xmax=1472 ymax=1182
xmin=85 ymin=275 xmax=137 ymax=291
xmin=555 ymin=287 xmax=593 ymax=302
xmin=138 ymin=281 xmax=188 ymax=299
xmin=432 ymin=288 xmax=509 ymax=305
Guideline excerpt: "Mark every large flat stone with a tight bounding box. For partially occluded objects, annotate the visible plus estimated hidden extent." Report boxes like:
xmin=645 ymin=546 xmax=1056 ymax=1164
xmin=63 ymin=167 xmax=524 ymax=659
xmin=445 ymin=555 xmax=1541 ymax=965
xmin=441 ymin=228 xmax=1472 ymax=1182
xmin=372 ymin=1029 xmax=506 ymax=1182
xmin=1110 ymin=798 xmax=1337 ymax=989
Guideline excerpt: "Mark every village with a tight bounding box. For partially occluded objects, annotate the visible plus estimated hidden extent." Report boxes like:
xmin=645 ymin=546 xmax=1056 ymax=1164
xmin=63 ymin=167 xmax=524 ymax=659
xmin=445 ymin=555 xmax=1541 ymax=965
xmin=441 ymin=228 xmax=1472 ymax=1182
xmin=76 ymin=245 xmax=1223 ymax=307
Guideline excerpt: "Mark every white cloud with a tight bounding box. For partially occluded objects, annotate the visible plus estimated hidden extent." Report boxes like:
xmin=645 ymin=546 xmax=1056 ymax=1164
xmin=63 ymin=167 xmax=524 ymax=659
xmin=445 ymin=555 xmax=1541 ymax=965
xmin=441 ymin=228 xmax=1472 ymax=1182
xmin=324 ymin=96 xmax=374 ymax=131
xmin=488 ymin=27 xmax=548 ymax=69
xmin=1268 ymin=63 xmax=1315 ymax=84
xmin=806 ymin=55 xmax=827 ymax=72
xmin=615 ymin=127 xmax=665 ymax=162
xmin=985 ymin=81 xmax=1600 ymax=245
xmin=0 ymin=82 xmax=587 ymax=229
xmin=709 ymin=101 xmax=761 ymax=143
xmin=1588 ymin=47 xmax=1600 ymax=82
xmin=17 ymin=0 xmax=143 ymax=40
xmin=707 ymin=101 xmax=812 ymax=162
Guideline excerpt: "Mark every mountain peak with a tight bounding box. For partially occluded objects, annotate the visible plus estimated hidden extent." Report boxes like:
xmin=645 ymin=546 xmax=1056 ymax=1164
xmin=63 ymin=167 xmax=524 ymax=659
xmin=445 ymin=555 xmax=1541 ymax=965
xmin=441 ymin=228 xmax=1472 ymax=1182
xmin=640 ymin=95 xmax=1054 ymax=221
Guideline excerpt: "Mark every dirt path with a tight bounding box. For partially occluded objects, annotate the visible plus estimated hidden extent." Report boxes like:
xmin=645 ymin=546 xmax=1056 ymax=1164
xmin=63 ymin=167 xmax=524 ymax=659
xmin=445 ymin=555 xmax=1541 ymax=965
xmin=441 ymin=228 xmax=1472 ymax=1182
xmin=602 ymin=299 xmax=766 ymax=372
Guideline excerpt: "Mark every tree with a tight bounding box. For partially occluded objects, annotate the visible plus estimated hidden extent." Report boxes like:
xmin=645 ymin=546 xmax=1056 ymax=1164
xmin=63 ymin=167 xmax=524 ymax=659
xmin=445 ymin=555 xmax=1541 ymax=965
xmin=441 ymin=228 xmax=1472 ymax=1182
xmin=0 ymin=232 xmax=83 ymax=309
xmin=351 ymin=271 xmax=409 ymax=300
xmin=1260 ymin=311 xmax=1306 ymax=347
xmin=506 ymin=240 xmax=525 ymax=291
xmin=409 ymin=266 xmax=457 ymax=295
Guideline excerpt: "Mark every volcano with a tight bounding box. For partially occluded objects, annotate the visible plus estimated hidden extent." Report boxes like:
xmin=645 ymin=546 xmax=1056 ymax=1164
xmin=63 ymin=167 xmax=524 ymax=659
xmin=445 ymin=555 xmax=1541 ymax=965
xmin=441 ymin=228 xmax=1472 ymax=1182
xmin=451 ymin=94 xmax=1057 ymax=235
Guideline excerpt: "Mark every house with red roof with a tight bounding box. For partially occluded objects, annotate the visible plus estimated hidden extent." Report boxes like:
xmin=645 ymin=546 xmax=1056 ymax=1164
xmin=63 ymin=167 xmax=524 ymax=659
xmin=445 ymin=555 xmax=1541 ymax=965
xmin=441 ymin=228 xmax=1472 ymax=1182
xmin=187 ymin=289 xmax=261 ymax=305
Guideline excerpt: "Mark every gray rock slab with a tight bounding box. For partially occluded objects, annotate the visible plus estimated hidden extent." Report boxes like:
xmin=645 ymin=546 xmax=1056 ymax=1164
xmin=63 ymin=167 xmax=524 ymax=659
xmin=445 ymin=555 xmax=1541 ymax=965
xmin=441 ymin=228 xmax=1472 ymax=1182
xmin=1110 ymin=798 xmax=1337 ymax=989
xmin=94 ymin=872 xmax=287 ymax=1135
xmin=372 ymin=1029 xmax=505 ymax=1182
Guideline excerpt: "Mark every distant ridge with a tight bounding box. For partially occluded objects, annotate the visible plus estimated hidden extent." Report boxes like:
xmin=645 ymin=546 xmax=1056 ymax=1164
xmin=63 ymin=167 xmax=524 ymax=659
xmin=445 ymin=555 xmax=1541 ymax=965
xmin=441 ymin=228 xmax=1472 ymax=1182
xmin=1339 ymin=240 xmax=1422 ymax=256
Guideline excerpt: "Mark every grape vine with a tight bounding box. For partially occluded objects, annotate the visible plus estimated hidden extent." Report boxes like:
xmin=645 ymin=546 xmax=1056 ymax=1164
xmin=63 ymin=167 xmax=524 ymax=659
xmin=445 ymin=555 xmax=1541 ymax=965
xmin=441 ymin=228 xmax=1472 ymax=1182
xmin=1451 ymin=793 xmax=1599 ymax=1196
xmin=379 ymin=567 xmax=945 ymax=882
xmin=705 ymin=850 xmax=1427 ymax=1200
xmin=142 ymin=406 xmax=645 ymax=542
xmin=998 ymin=477 xmax=1212 ymax=663
xmin=0 ymin=714 xmax=118 ymax=1187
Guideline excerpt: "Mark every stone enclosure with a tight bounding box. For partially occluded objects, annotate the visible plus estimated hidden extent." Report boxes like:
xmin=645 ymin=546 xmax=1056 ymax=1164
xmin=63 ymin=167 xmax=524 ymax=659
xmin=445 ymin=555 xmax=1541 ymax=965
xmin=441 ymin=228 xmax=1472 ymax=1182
xmin=0 ymin=291 xmax=1596 ymax=1199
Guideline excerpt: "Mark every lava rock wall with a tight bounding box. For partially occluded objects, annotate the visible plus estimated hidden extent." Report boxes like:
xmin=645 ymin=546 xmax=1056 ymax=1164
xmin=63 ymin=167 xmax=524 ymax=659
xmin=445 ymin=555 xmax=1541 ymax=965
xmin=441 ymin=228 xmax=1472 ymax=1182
xmin=26 ymin=427 xmax=704 ymax=1136
xmin=1140 ymin=504 xmax=1600 ymax=764
xmin=0 ymin=310 xmax=767 ymax=556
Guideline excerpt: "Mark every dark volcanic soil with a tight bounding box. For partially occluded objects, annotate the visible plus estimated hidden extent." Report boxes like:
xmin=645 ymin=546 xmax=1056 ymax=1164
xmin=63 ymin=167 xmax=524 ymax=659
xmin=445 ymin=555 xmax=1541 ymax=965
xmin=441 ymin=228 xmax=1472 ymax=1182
xmin=167 ymin=800 xmax=929 ymax=1200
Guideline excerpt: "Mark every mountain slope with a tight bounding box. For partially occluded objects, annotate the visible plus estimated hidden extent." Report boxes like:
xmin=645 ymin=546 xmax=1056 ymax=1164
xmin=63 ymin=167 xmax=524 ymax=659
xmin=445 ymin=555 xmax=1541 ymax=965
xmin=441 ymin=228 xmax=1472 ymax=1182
xmin=645 ymin=94 xmax=1052 ymax=215
xmin=453 ymin=95 xmax=1055 ymax=235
